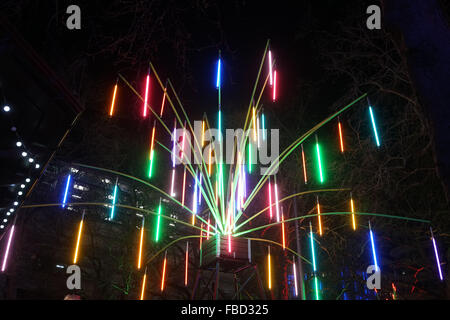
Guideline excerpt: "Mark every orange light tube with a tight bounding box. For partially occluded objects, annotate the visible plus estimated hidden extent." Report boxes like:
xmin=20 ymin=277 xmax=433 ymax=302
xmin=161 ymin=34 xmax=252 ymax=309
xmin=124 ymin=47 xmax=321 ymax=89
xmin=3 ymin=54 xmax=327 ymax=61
xmin=350 ymin=194 xmax=356 ymax=230
xmin=109 ymin=83 xmax=118 ymax=117
xmin=281 ymin=211 xmax=286 ymax=250
xmin=317 ymin=197 xmax=323 ymax=236
xmin=161 ymin=251 xmax=167 ymax=292
xmin=185 ymin=242 xmax=189 ymax=286
xmin=301 ymin=144 xmax=307 ymax=184
xmin=338 ymin=120 xmax=345 ymax=153
xmin=137 ymin=218 xmax=145 ymax=269
xmin=73 ymin=211 xmax=85 ymax=264
xmin=140 ymin=272 xmax=147 ymax=300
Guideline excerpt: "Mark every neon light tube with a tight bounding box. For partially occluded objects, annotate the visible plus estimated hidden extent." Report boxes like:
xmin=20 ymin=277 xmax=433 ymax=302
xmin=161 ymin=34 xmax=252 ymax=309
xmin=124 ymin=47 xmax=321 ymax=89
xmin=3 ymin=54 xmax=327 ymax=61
xmin=181 ymin=167 xmax=187 ymax=206
xmin=143 ymin=73 xmax=150 ymax=118
xmin=293 ymin=257 xmax=298 ymax=297
xmin=268 ymin=178 xmax=273 ymax=219
xmin=170 ymin=169 xmax=176 ymax=197
xmin=198 ymin=173 xmax=202 ymax=205
xmin=148 ymin=123 xmax=156 ymax=178
xmin=248 ymin=142 xmax=252 ymax=174
xmin=252 ymin=107 xmax=257 ymax=142
xmin=110 ymin=180 xmax=118 ymax=220
xmin=160 ymin=87 xmax=167 ymax=117
xmin=315 ymin=135 xmax=324 ymax=183
xmin=185 ymin=242 xmax=189 ymax=286
xmin=301 ymin=144 xmax=307 ymax=184
xmin=140 ymin=272 xmax=147 ymax=300
xmin=1 ymin=225 xmax=15 ymax=272
xmin=338 ymin=120 xmax=345 ymax=153
xmin=216 ymin=59 xmax=221 ymax=89
xmin=73 ymin=211 xmax=85 ymax=264
xmin=350 ymin=195 xmax=356 ymax=231
xmin=369 ymin=106 xmax=381 ymax=147
xmin=273 ymin=70 xmax=277 ymax=102
xmin=161 ymin=251 xmax=167 ymax=292
xmin=281 ymin=211 xmax=286 ymax=250
xmin=192 ymin=171 xmax=198 ymax=215
xmin=62 ymin=174 xmax=71 ymax=208
xmin=317 ymin=196 xmax=323 ymax=236
xmin=228 ymin=234 xmax=232 ymax=253
xmin=138 ymin=217 xmax=145 ymax=269
xmin=369 ymin=222 xmax=379 ymax=272
xmin=109 ymin=83 xmax=118 ymax=117
xmin=268 ymin=246 xmax=272 ymax=289
xmin=268 ymin=50 xmax=273 ymax=86
xmin=262 ymin=112 xmax=266 ymax=141
xmin=309 ymin=222 xmax=317 ymax=272
xmin=155 ymin=199 xmax=162 ymax=242
xmin=274 ymin=178 xmax=280 ymax=222
xmin=431 ymin=228 xmax=444 ymax=281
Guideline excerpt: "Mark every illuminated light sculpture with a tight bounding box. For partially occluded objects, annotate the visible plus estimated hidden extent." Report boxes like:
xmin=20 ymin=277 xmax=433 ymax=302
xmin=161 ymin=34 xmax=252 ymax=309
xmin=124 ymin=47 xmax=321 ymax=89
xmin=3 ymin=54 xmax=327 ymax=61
xmin=109 ymin=81 xmax=118 ymax=117
xmin=338 ymin=117 xmax=345 ymax=153
xmin=62 ymin=174 xmax=72 ymax=208
xmin=161 ymin=250 xmax=167 ymax=292
xmin=1 ymin=224 xmax=15 ymax=272
xmin=137 ymin=216 xmax=145 ymax=269
xmin=155 ymin=198 xmax=162 ymax=242
xmin=273 ymin=70 xmax=277 ymax=102
xmin=315 ymin=135 xmax=324 ymax=183
xmin=350 ymin=193 xmax=356 ymax=230
xmin=368 ymin=99 xmax=381 ymax=147
xmin=292 ymin=256 xmax=298 ymax=297
xmin=430 ymin=228 xmax=444 ymax=281
xmin=316 ymin=196 xmax=323 ymax=236
xmin=185 ymin=242 xmax=189 ymax=286
xmin=143 ymin=72 xmax=150 ymax=118
xmin=309 ymin=222 xmax=320 ymax=300
xmin=73 ymin=210 xmax=85 ymax=264
xmin=140 ymin=269 xmax=147 ymax=300
xmin=267 ymin=246 xmax=272 ymax=289
xmin=301 ymin=144 xmax=308 ymax=184
xmin=368 ymin=221 xmax=379 ymax=272
xmin=109 ymin=178 xmax=119 ymax=220
xmin=261 ymin=112 xmax=266 ymax=141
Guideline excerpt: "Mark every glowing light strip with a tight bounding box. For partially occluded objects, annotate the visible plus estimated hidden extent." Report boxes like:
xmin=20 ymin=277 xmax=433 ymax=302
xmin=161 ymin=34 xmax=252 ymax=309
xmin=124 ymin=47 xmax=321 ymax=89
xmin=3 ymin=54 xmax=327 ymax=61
xmin=109 ymin=83 xmax=118 ymax=117
xmin=181 ymin=167 xmax=187 ymax=206
xmin=369 ymin=106 xmax=380 ymax=147
xmin=73 ymin=211 xmax=85 ymax=264
xmin=192 ymin=171 xmax=198 ymax=215
xmin=281 ymin=210 xmax=286 ymax=249
xmin=160 ymin=87 xmax=167 ymax=117
xmin=161 ymin=251 xmax=167 ymax=292
xmin=253 ymin=107 xmax=257 ymax=142
xmin=431 ymin=229 xmax=444 ymax=281
xmin=170 ymin=169 xmax=176 ymax=197
xmin=198 ymin=173 xmax=203 ymax=205
xmin=1 ymin=225 xmax=15 ymax=272
xmin=301 ymin=144 xmax=307 ymax=184
xmin=268 ymin=246 xmax=272 ymax=289
xmin=208 ymin=148 xmax=212 ymax=176
xmin=216 ymin=59 xmax=221 ymax=89
xmin=143 ymin=74 xmax=150 ymax=118
xmin=314 ymin=277 xmax=320 ymax=300
xmin=268 ymin=178 xmax=273 ymax=219
xmin=274 ymin=178 xmax=280 ymax=222
xmin=110 ymin=180 xmax=118 ymax=220
xmin=293 ymin=256 xmax=298 ymax=297
xmin=185 ymin=242 xmax=189 ymax=286
xmin=62 ymin=174 xmax=71 ymax=208
xmin=350 ymin=195 xmax=356 ymax=231
xmin=155 ymin=198 xmax=162 ymax=242
xmin=317 ymin=196 xmax=323 ymax=236
xmin=338 ymin=120 xmax=345 ymax=153
xmin=228 ymin=234 xmax=232 ymax=253
xmin=248 ymin=142 xmax=252 ymax=174
xmin=257 ymin=115 xmax=261 ymax=149
xmin=140 ymin=272 xmax=147 ymax=300
xmin=137 ymin=217 xmax=145 ymax=269
xmin=268 ymin=50 xmax=273 ymax=86
xmin=148 ymin=123 xmax=156 ymax=178
xmin=309 ymin=222 xmax=317 ymax=272
xmin=262 ymin=112 xmax=266 ymax=141
xmin=207 ymin=215 xmax=211 ymax=240
xmin=273 ymin=70 xmax=277 ymax=102
xmin=369 ymin=222 xmax=379 ymax=272
xmin=315 ymin=136 xmax=324 ymax=183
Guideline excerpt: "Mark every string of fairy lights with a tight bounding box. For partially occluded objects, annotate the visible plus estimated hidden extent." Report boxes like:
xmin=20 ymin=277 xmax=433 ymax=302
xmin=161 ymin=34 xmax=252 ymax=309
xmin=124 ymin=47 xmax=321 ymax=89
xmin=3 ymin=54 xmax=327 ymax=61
xmin=0 ymin=41 xmax=446 ymax=300
xmin=0 ymin=104 xmax=41 ymax=233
